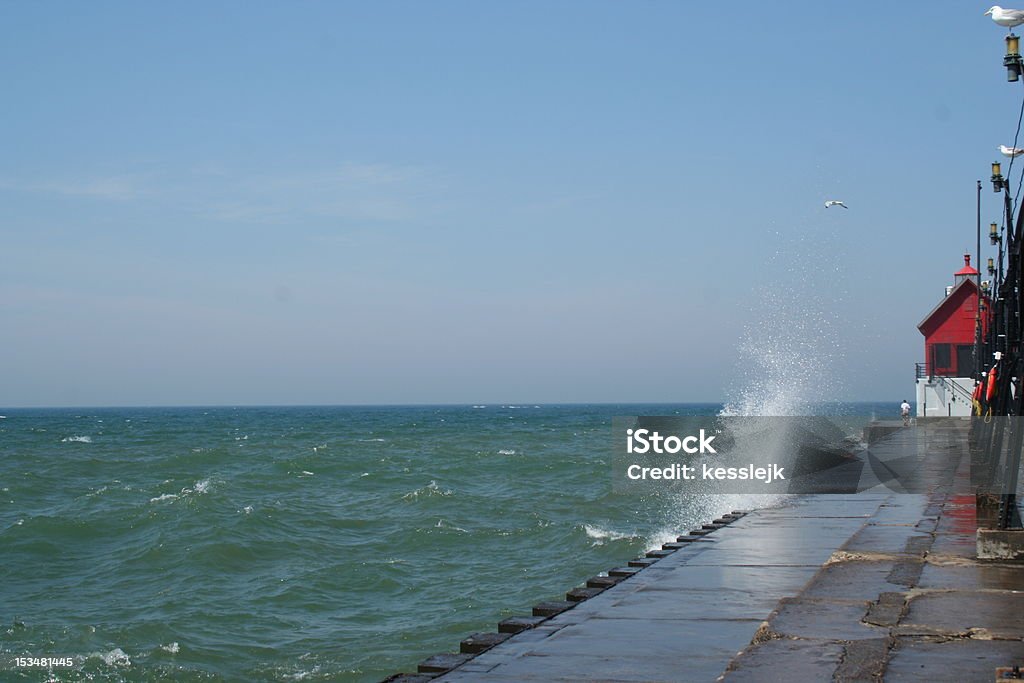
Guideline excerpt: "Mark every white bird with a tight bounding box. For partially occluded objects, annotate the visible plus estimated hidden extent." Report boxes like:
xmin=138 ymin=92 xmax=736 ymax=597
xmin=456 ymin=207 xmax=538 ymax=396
xmin=1000 ymin=144 xmax=1024 ymax=157
xmin=824 ymin=200 xmax=848 ymax=209
xmin=985 ymin=6 xmax=1024 ymax=29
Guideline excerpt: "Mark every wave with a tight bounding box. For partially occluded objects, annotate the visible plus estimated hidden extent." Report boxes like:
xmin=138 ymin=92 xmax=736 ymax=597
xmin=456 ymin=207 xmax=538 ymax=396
xmin=61 ymin=435 xmax=92 ymax=443
xmin=88 ymin=648 xmax=131 ymax=667
xmin=497 ymin=449 xmax=516 ymax=455
xmin=434 ymin=518 xmax=468 ymax=533
xmin=583 ymin=524 xmax=640 ymax=545
xmin=149 ymin=478 xmax=212 ymax=504
xmin=149 ymin=493 xmax=179 ymax=503
xmin=401 ymin=480 xmax=453 ymax=501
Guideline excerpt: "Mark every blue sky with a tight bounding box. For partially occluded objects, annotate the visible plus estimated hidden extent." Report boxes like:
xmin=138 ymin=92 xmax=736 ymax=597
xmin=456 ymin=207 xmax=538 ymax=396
xmin=0 ymin=1 xmax=1016 ymax=406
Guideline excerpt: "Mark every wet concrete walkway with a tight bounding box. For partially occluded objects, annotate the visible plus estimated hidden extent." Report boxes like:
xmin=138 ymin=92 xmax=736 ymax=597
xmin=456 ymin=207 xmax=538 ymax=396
xmin=415 ymin=421 xmax=1024 ymax=682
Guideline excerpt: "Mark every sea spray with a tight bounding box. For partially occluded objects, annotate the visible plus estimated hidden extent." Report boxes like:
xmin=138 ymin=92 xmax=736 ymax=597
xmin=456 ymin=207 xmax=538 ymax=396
xmin=722 ymin=223 xmax=849 ymax=417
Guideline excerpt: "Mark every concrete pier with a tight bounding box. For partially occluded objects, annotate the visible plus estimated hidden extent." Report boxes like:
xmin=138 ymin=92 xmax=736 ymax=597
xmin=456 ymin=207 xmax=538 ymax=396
xmin=390 ymin=420 xmax=1024 ymax=682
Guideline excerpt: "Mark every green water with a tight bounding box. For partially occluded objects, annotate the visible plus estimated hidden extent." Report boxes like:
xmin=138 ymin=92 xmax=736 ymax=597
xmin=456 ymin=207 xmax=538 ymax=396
xmin=0 ymin=403 xmax=888 ymax=681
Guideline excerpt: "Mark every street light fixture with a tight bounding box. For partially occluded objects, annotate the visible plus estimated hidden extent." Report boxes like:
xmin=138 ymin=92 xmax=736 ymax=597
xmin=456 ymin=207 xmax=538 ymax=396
xmin=993 ymin=162 xmax=1008 ymax=192
xmin=1007 ymin=33 xmax=1023 ymax=82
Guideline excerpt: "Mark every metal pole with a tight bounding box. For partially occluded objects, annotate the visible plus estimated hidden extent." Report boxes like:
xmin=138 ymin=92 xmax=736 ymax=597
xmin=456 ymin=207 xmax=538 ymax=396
xmin=978 ymin=180 xmax=983 ymax=379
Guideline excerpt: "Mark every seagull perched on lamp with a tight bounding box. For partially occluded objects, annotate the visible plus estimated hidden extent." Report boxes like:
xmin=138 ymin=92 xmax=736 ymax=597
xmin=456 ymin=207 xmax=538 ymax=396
xmin=985 ymin=6 xmax=1024 ymax=30
xmin=824 ymin=200 xmax=848 ymax=209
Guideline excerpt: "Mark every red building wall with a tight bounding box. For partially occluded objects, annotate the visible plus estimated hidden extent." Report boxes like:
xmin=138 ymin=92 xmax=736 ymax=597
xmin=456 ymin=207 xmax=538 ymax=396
xmin=919 ymin=284 xmax=984 ymax=376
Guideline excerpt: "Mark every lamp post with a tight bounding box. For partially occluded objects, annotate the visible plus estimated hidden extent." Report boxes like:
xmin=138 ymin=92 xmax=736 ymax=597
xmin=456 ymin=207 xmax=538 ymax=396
xmin=977 ymin=179 xmax=983 ymax=380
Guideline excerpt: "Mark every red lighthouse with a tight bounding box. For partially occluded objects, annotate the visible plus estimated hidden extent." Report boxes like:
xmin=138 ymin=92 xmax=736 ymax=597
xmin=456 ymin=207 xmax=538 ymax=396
xmin=915 ymin=254 xmax=990 ymax=416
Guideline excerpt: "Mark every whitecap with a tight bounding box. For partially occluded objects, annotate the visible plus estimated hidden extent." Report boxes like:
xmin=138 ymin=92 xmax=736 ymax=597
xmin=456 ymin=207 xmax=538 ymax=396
xmin=300 ymin=471 xmax=314 ymax=476
xmin=149 ymin=493 xmax=179 ymax=503
xmin=583 ymin=524 xmax=639 ymax=544
xmin=401 ymin=480 xmax=453 ymax=500
xmin=151 ymin=479 xmax=211 ymax=503
xmin=435 ymin=518 xmax=468 ymax=533
xmin=61 ymin=435 xmax=92 ymax=443
xmin=242 ymin=506 xmax=253 ymax=514
xmin=160 ymin=642 xmax=180 ymax=654
xmin=497 ymin=449 xmax=516 ymax=455
xmin=96 ymin=648 xmax=131 ymax=666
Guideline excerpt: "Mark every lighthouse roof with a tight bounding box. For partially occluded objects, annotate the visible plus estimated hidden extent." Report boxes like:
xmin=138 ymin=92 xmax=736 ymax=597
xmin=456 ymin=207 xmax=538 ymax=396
xmin=955 ymin=253 xmax=979 ymax=276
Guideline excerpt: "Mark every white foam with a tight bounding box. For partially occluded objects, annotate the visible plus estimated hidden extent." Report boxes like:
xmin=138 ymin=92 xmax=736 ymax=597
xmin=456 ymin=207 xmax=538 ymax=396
xmin=584 ymin=524 xmax=638 ymax=544
xmin=160 ymin=642 xmax=180 ymax=654
xmin=242 ymin=505 xmax=254 ymax=514
xmin=151 ymin=478 xmax=212 ymax=503
xmin=61 ymin=435 xmax=92 ymax=443
xmin=645 ymin=527 xmax=682 ymax=552
xmin=99 ymin=648 xmax=131 ymax=666
xmin=435 ymin=518 xmax=468 ymax=533
xmin=149 ymin=493 xmax=179 ymax=503
xmin=402 ymin=480 xmax=453 ymax=500
xmin=497 ymin=449 xmax=516 ymax=455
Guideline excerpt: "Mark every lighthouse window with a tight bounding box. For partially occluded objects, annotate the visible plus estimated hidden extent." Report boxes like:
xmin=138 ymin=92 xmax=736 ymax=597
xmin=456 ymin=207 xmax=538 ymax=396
xmin=957 ymin=345 xmax=975 ymax=377
xmin=933 ymin=344 xmax=951 ymax=369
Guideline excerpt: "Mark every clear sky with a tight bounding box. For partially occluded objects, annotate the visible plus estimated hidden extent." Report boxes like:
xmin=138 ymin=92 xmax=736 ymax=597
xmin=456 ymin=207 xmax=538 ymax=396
xmin=0 ymin=1 xmax=1016 ymax=407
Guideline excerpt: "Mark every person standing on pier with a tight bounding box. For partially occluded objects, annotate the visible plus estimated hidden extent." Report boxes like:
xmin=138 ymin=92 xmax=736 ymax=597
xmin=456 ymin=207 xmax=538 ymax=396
xmin=901 ymin=400 xmax=912 ymax=426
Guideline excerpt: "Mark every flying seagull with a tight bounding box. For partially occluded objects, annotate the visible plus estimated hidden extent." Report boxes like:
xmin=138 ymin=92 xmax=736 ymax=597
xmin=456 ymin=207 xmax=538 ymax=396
xmin=985 ymin=6 xmax=1024 ymax=29
xmin=1000 ymin=144 xmax=1024 ymax=157
xmin=824 ymin=200 xmax=848 ymax=209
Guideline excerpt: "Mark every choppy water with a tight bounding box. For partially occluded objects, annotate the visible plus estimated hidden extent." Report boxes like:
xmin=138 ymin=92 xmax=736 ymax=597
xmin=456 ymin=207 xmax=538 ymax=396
xmin=0 ymin=403 xmax=891 ymax=681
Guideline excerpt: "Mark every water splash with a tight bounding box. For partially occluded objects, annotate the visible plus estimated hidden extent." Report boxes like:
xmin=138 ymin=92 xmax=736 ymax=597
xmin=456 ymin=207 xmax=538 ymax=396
xmin=722 ymin=225 xmax=848 ymax=417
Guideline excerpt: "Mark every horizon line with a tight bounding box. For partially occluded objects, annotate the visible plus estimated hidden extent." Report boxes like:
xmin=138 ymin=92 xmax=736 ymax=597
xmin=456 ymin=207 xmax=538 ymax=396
xmin=0 ymin=399 xmax=908 ymax=411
